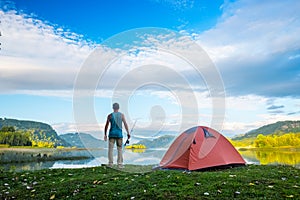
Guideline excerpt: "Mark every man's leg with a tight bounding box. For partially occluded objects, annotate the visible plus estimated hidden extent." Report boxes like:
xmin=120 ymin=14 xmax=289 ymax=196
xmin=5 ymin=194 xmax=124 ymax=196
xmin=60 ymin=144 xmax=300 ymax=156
xmin=108 ymin=138 xmax=115 ymax=167
xmin=116 ymin=138 xmax=123 ymax=168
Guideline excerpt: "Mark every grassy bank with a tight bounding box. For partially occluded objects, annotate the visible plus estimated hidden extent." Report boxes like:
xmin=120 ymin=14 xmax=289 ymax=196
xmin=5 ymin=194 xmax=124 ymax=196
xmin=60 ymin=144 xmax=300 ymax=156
xmin=0 ymin=165 xmax=299 ymax=199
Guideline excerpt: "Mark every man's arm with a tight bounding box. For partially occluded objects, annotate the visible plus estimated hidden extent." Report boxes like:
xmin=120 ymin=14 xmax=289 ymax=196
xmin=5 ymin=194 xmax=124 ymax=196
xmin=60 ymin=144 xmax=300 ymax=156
xmin=104 ymin=115 xmax=110 ymax=141
xmin=122 ymin=114 xmax=130 ymax=139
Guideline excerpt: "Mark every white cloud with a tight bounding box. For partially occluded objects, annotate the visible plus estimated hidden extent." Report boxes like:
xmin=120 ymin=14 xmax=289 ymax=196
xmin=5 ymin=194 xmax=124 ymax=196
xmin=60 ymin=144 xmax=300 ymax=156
xmin=198 ymin=0 xmax=300 ymax=56
xmin=222 ymin=113 xmax=300 ymax=137
xmin=225 ymin=95 xmax=267 ymax=111
xmin=221 ymin=95 xmax=300 ymax=136
xmin=0 ymin=10 xmax=221 ymax=99
xmin=192 ymin=0 xmax=300 ymax=97
xmin=52 ymin=122 xmax=102 ymax=135
xmin=0 ymin=10 xmax=94 ymax=92
xmin=150 ymin=0 xmax=195 ymax=10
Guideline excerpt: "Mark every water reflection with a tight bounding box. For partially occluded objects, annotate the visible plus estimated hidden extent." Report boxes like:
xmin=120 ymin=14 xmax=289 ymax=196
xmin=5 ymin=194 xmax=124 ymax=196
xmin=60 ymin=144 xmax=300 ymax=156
xmin=1 ymin=160 xmax=56 ymax=172
xmin=239 ymin=149 xmax=300 ymax=168
xmin=0 ymin=148 xmax=94 ymax=163
xmin=126 ymin=148 xmax=146 ymax=153
xmin=0 ymin=148 xmax=95 ymax=172
xmin=51 ymin=158 xmax=98 ymax=169
xmin=0 ymin=148 xmax=166 ymax=171
xmin=1 ymin=148 xmax=299 ymax=171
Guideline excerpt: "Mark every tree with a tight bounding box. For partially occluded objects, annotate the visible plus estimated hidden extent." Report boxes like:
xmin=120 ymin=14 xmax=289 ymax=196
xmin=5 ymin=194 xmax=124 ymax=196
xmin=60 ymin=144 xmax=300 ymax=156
xmin=254 ymin=132 xmax=300 ymax=147
xmin=254 ymin=134 xmax=267 ymax=147
xmin=0 ymin=129 xmax=32 ymax=146
xmin=0 ymin=126 xmax=16 ymax=132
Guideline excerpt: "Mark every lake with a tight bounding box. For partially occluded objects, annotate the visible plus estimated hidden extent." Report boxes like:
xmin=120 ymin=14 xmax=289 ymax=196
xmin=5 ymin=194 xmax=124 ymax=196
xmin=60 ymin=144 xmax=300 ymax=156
xmin=1 ymin=148 xmax=299 ymax=172
xmin=239 ymin=148 xmax=300 ymax=168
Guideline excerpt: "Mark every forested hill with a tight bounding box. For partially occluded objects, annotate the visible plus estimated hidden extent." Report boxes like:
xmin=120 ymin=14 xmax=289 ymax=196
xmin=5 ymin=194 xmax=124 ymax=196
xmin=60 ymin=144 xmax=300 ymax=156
xmin=59 ymin=132 xmax=106 ymax=148
xmin=232 ymin=120 xmax=300 ymax=140
xmin=137 ymin=135 xmax=175 ymax=148
xmin=0 ymin=118 xmax=68 ymax=146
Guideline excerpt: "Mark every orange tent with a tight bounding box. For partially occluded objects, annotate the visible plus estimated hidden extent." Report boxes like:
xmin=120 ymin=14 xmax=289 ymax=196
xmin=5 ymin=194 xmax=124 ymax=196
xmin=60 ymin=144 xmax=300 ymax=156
xmin=159 ymin=126 xmax=246 ymax=170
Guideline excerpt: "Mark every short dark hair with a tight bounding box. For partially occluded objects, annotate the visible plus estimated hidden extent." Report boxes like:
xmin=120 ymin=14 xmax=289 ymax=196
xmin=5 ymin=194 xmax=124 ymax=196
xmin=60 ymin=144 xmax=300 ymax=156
xmin=113 ymin=103 xmax=119 ymax=110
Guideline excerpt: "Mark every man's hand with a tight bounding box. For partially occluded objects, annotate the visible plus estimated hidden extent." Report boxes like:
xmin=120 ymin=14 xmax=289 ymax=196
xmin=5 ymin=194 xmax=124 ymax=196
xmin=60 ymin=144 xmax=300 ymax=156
xmin=127 ymin=133 xmax=131 ymax=140
xmin=104 ymin=135 xmax=107 ymax=141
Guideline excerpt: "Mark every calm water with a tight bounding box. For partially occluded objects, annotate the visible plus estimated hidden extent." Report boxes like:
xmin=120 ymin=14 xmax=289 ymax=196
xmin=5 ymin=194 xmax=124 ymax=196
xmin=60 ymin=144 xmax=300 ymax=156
xmin=1 ymin=148 xmax=300 ymax=171
xmin=239 ymin=149 xmax=300 ymax=168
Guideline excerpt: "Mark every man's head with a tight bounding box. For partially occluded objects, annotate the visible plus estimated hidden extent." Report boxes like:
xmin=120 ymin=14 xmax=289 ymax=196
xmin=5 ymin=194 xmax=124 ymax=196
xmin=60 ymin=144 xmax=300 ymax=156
xmin=112 ymin=103 xmax=120 ymax=111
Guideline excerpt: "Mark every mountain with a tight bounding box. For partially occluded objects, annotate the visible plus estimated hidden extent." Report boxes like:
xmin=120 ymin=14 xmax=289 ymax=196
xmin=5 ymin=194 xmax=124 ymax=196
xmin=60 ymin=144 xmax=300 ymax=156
xmin=232 ymin=120 xmax=300 ymax=140
xmin=136 ymin=135 xmax=175 ymax=148
xmin=59 ymin=132 xmax=107 ymax=148
xmin=59 ymin=132 xmax=175 ymax=149
xmin=0 ymin=118 xmax=68 ymax=146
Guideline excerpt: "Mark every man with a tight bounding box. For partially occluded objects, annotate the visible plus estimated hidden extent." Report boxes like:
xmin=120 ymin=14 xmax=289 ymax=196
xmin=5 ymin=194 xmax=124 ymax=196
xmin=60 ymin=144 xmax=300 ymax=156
xmin=104 ymin=103 xmax=130 ymax=168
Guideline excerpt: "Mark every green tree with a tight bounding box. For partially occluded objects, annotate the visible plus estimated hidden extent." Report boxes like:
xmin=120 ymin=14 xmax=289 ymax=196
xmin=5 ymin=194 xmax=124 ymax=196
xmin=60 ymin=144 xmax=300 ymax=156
xmin=254 ymin=132 xmax=300 ymax=147
xmin=254 ymin=134 xmax=267 ymax=147
xmin=0 ymin=126 xmax=16 ymax=132
xmin=0 ymin=130 xmax=32 ymax=146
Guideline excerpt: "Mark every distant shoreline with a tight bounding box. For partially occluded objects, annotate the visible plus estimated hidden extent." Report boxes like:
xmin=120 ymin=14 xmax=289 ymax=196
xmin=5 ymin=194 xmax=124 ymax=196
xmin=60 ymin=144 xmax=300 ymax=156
xmin=0 ymin=147 xmax=99 ymax=164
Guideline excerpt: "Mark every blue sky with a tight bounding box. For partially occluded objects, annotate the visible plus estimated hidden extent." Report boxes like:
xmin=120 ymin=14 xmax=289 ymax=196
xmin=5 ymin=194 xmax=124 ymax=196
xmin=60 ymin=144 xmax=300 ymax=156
xmin=10 ymin=0 xmax=224 ymax=41
xmin=0 ymin=0 xmax=300 ymax=137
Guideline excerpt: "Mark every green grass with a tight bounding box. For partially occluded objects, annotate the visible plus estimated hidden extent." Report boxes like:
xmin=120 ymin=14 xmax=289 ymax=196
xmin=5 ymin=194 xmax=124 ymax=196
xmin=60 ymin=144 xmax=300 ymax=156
xmin=0 ymin=165 xmax=299 ymax=199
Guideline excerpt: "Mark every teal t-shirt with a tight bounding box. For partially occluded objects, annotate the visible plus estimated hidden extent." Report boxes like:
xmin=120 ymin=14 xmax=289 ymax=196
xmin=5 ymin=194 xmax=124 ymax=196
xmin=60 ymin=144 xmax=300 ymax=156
xmin=109 ymin=112 xmax=123 ymax=138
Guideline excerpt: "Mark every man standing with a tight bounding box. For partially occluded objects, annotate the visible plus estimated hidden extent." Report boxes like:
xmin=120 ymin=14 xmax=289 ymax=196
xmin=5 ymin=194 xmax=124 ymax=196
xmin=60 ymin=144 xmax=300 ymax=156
xmin=104 ymin=103 xmax=130 ymax=168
